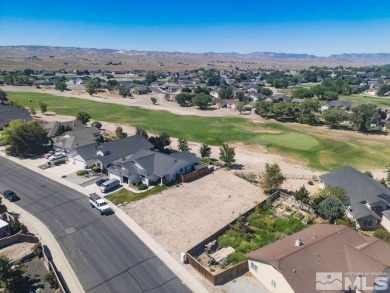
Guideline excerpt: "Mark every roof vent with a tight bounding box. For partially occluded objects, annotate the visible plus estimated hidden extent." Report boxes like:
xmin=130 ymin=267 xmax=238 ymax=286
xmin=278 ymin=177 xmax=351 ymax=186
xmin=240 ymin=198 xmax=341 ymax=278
xmin=338 ymin=230 xmax=342 ymax=235
xmin=295 ymin=238 xmax=303 ymax=247
xmin=292 ymin=268 xmax=297 ymax=273
xmin=313 ymin=233 xmax=317 ymax=239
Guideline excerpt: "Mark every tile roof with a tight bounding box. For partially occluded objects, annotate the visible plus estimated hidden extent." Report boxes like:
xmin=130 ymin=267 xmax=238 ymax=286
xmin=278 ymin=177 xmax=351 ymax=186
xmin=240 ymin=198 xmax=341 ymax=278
xmin=247 ymin=224 xmax=390 ymax=293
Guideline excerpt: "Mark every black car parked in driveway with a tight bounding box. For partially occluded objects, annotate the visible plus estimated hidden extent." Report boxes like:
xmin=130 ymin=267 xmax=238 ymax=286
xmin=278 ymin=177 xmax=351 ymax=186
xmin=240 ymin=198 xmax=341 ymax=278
xmin=95 ymin=179 xmax=108 ymax=186
xmin=2 ymin=190 xmax=20 ymax=202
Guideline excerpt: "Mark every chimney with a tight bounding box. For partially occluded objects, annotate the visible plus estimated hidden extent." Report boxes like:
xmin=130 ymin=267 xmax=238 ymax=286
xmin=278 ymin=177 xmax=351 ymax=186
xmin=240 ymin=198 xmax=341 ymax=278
xmin=295 ymin=238 xmax=303 ymax=247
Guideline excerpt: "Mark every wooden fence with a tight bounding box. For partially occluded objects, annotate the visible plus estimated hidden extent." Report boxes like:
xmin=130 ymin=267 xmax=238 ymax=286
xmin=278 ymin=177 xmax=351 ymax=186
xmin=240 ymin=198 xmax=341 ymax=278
xmin=186 ymin=190 xmax=282 ymax=285
xmin=177 ymin=166 xmax=210 ymax=183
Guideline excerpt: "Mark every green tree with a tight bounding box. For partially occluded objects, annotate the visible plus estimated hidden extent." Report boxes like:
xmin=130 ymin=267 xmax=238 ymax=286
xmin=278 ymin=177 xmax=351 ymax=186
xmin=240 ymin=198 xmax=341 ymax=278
xmin=194 ymin=86 xmax=210 ymax=94
xmin=178 ymin=136 xmax=190 ymax=151
xmin=219 ymin=87 xmax=234 ymax=99
xmin=151 ymin=97 xmax=157 ymax=105
xmin=200 ymin=143 xmax=211 ymax=158
xmin=314 ymin=185 xmax=349 ymax=206
xmin=85 ymin=78 xmax=100 ymax=95
xmin=350 ymin=104 xmax=378 ymax=132
xmin=318 ymin=197 xmax=345 ymax=222
xmin=136 ymin=127 xmax=149 ymax=139
xmin=0 ymin=255 xmax=25 ymax=293
xmin=76 ymin=111 xmax=91 ymax=125
xmin=115 ymin=126 xmax=127 ymax=139
xmin=159 ymin=132 xmax=171 ymax=148
xmin=322 ymin=107 xmax=349 ymax=128
xmin=0 ymin=89 xmax=8 ymax=104
xmin=292 ymin=87 xmax=314 ymax=99
xmin=107 ymin=79 xmax=118 ymax=92
xmin=39 ymin=101 xmax=48 ymax=114
xmin=119 ymin=86 xmax=131 ymax=98
xmin=55 ymin=80 xmax=67 ymax=92
xmin=175 ymin=93 xmax=193 ymax=107
xmin=23 ymin=68 xmax=34 ymax=76
xmin=293 ymin=185 xmax=310 ymax=204
xmin=91 ymin=121 xmax=102 ymax=129
xmin=260 ymin=87 xmax=273 ymax=97
xmin=54 ymin=123 xmax=72 ymax=136
xmin=0 ymin=120 xmax=48 ymax=156
xmin=144 ymin=72 xmax=158 ymax=85
xmin=259 ymin=163 xmax=286 ymax=194
xmin=219 ymin=143 xmax=235 ymax=169
xmin=377 ymin=84 xmax=390 ymax=96
xmin=192 ymin=93 xmax=212 ymax=110
xmin=181 ymin=87 xmax=192 ymax=93
xmin=43 ymin=271 xmax=58 ymax=288
xmin=255 ymin=100 xmax=272 ymax=117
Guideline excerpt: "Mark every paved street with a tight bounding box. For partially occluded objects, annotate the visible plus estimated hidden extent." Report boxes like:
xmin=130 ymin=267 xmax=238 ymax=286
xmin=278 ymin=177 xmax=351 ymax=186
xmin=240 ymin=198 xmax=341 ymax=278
xmin=0 ymin=157 xmax=191 ymax=293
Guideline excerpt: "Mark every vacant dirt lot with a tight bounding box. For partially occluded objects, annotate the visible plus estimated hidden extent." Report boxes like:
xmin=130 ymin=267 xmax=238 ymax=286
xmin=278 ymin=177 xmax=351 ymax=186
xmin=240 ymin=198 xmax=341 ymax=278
xmin=123 ymin=169 xmax=265 ymax=256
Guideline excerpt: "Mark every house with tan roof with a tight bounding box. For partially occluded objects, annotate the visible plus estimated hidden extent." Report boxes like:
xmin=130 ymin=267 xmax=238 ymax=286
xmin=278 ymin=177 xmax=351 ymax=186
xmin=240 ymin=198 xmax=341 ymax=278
xmin=246 ymin=224 xmax=390 ymax=293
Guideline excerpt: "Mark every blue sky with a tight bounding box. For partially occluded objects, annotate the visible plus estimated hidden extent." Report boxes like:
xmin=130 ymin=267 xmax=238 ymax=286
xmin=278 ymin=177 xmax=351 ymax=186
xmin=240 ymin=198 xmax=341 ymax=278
xmin=1 ymin=0 xmax=390 ymax=56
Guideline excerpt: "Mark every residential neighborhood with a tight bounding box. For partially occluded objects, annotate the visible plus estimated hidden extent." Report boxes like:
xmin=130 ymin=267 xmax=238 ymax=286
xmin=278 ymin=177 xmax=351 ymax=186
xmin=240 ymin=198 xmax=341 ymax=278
xmin=2 ymin=1 xmax=390 ymax=293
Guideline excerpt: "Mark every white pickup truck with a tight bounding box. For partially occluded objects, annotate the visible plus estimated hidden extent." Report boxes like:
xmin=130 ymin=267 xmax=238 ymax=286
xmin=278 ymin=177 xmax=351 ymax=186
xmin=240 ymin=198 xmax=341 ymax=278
xmin=89 ymin=193 xmax=113 ymax=215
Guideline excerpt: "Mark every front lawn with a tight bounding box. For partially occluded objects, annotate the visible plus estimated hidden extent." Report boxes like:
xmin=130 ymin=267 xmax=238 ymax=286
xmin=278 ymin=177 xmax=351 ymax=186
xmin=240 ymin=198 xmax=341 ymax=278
xmin=106 ymin=185 xmax=169 ymax=205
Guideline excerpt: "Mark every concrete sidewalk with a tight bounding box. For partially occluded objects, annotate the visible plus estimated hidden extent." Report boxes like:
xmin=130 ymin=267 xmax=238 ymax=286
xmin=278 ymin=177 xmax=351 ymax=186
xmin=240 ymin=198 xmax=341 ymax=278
xmin=0 ymin=150 xmax=209 ymax=293
xmin=3 ymin=200 xmax=85 ymax=293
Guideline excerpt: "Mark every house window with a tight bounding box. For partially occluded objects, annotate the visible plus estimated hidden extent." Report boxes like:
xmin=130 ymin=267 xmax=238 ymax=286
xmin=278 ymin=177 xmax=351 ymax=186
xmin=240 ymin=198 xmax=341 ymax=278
xmin=180 ymin=168 xmax=183 ymax=172
xmin=362 ymin=218 xmax=373 ymax=227
xmin=250 ymin=262 xmax=258 ymax=272
xmin=271 ymin=280 xmax=277 ymax=288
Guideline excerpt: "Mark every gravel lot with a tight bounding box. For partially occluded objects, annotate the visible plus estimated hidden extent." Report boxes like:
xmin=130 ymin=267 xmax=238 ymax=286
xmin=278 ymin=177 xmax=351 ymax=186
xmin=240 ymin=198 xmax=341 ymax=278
xmin=123 ymin=169 xmax=266 ymax=256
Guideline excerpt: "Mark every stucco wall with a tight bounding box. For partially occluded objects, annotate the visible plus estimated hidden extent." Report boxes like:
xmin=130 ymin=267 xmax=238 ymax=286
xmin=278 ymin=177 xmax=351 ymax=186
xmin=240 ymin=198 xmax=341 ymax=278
xmin=248 ymin=260 xmax=295 ymax=293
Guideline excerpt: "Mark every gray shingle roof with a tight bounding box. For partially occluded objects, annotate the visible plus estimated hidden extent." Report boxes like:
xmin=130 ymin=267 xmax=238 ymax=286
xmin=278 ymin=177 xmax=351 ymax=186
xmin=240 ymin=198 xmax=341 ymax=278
xmin=112 ymin=149 xmax=199 ymax=179
xmin=69 ymin=134 xmax=153 ymax=163
xmin=43 ymin=120 xmax=85 ymax=137
xmin=95 ymin=135 xmax=153 ymax=164
xmin=0 ymin=105 xmax=32 ymax=126
xmin=320 ymin=166 xmax=390 ymax=220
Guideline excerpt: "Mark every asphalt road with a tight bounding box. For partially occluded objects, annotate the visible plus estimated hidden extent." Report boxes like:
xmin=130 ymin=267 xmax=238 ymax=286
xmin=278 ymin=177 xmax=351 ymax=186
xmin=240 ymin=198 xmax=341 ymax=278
xmin=0 ymin=157 xmax=191 ymax=293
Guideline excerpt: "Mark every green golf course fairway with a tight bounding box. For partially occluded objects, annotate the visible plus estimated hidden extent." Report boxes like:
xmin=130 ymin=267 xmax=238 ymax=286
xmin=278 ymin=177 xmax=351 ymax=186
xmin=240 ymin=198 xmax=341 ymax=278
xmin=6 ymin=91 xmax=390 ymax=171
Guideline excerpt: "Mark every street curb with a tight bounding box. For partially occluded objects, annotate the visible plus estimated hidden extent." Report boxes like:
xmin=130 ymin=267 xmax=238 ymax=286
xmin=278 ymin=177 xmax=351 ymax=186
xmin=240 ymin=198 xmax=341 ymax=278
xmin=0 ymin=151 xmax=209 ymax=293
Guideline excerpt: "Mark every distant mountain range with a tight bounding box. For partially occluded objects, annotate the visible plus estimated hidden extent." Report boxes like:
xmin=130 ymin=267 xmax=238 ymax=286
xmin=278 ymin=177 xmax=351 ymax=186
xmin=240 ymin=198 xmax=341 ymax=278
xmin=0 ymin=46 xmax=389 ymax=70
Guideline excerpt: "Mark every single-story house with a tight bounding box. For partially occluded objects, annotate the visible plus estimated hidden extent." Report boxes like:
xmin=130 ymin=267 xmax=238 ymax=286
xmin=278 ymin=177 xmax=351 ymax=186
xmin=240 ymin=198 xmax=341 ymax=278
xmin=107 ymin=149 xmax=199 ymax=186
xmin=67 ymin=134 xmax=153 ymax=169
xmin=247 ymin=224 xmax=390 ymax=293
xmin=265 ymin=94 xmax=291 ymax=103
xmin=320 ymin=100 xmax=351 ymax=112
xmin=44 ymin=120 xmax=85 ymax=138
xmin=0 ymin=104 xmax=32 ymax=130
xmin=319 ymin=166 xmax=390 ymax=230
xmin=52 ymin=127 xmax=101 ymax=153
xmin=249 ymin=93 xmax=267 ymax=102
xmin=130 ymin=86 xmax=151 ymax=95
xmin=159 ymin=83 xmax=182 ymax=93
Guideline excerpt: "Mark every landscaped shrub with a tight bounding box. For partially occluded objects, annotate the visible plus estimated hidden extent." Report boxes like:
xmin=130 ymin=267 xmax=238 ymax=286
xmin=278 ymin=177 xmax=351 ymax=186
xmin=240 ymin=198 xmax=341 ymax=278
xmin=138 ymin=183 xmax=148 ymax=190
xmin=76 ymin=170 xmax=87 ymax=176
xmin=373 ymin=229 xmax=390 ymax=242
xmin=53 ymin=159 xmax=66 ymax=166
xmin=218 ymin=230 xmax=244 ymax=248
xmin=91 ymin=165 xmax=100 ymax=172
xmin=227 ymin=251 xmax=246 ymax=264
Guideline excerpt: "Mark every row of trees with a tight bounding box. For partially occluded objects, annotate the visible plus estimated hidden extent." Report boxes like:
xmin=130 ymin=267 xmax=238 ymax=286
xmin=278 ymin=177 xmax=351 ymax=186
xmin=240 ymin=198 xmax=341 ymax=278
xmin=175 ymin=92 xmax=212 ymax=109
xmin=256 ymin=99 xmax=380 ymax=132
